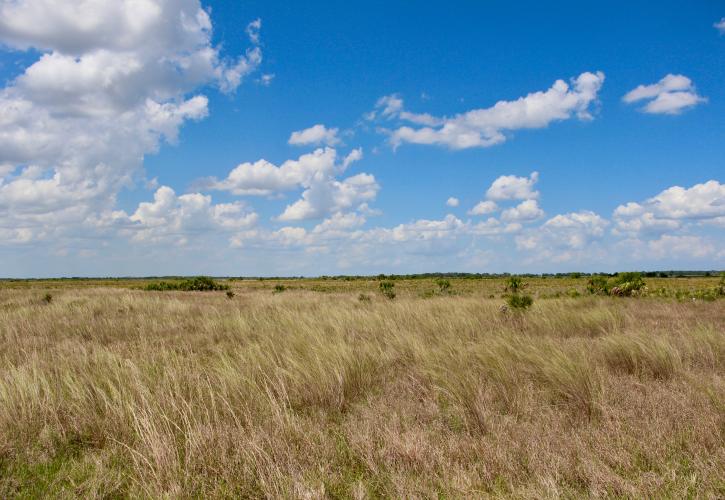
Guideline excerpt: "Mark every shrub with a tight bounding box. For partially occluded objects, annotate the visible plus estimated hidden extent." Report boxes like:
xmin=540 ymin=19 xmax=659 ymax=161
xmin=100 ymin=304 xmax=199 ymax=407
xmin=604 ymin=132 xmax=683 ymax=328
xmin=436 ymin=278 xmax=452 ymax=294
xmin=505 ymin=276 xmax=527 ymax=293
xmin=587 ymin=273 xmax=646 ymax=297
xmin=586 ymin=276 xmax=609 ymax=295
xmin=609 ymin=272 xmax=646 ymax=297
xmin=179 ymin=276 xmax=229 ymax=291
xmin=379 ymin=281 xmax=396 ymax=300
xmin=144 ymin=276 xmax=229 ymax=292
xmin=273 ymin=284 xmax=286 ymax=293
xmin=507 ymin=294 xmax=533 ymax=310
xmin=226 ymin=290 xmax=235 ymax=299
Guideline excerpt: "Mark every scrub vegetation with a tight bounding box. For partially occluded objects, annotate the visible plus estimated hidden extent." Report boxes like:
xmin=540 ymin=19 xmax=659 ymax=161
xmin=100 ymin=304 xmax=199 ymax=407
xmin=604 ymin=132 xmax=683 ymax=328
xmin=0 ymin=275 xmax=723 ymax=497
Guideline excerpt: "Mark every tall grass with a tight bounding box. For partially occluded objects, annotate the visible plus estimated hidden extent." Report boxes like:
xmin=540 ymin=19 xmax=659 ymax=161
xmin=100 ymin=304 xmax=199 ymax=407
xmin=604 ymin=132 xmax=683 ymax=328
xmin=0 ymin=285 xmax=723 ymax=497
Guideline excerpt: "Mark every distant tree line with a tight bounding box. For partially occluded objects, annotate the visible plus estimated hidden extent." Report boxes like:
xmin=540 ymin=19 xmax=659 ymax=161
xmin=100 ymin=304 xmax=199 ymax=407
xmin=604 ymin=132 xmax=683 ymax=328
xmin=1 ymin=270 xmax=722 ymax=282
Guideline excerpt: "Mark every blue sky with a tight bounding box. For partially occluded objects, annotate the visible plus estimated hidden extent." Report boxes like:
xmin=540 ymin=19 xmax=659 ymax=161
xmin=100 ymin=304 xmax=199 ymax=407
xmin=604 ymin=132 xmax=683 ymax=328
xmin=0 ymin=1 xmax=723 ymax=277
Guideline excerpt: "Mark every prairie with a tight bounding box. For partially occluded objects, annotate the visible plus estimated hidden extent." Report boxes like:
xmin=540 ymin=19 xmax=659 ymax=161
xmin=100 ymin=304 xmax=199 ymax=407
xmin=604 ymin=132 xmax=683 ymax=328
xmin=0 ymin=277 xmax=723 ymax=498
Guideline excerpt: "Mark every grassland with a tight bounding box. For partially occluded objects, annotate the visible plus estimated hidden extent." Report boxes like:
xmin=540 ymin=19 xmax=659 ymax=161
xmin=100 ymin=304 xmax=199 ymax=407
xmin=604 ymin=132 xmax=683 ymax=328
xmin=0 ymin=276 xmax=723 ymax=498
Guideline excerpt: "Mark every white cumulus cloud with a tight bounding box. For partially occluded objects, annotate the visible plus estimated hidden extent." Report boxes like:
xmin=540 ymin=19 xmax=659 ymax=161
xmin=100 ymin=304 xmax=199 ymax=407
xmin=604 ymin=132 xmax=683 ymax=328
xmin=501 ymin=199 xmax=544 ymax=222
xmin=0 ymin=0 xmax=263 ymax=247
xmin=515 ymin=210 xmax=609 ymax=262
xmin=207 ymin=147 xmax=376 ymax=222
xmin=288 ymin=124 xmax=341 ymax=147
xmin=486 ymin=171 xmax=539 ymax=201
xmin=468 ymin=200 xmax=497 ymax=215
xmin=129 ymin=186 xmax=258 ymax=244
xmin=623 ymin=74 xmax=706 ymax=115
xmin=613 ymin=180 xmax=725 ymax=235
xmin=371 ymin=72 xmax=604 ymax=149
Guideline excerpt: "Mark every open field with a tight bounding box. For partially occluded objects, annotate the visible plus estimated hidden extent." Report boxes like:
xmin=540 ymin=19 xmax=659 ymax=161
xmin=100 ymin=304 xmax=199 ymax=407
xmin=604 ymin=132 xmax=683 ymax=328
xmin=1 ymin=277 xmax=724 ymax=497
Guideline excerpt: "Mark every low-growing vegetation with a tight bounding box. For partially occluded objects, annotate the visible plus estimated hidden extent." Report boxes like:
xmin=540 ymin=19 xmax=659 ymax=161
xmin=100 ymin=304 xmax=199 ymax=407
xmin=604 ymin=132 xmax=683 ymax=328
xmin=0 ymin=276 xmax=723 ymax=497
xmin=505 ymin=275 xmax=534 ymax=310
xmin=587 ymin=272 xmax=647 ymax=297
xmin=143 ymin=276 xmax=229 ymax=292
xmin=506 ymin=293 xmax=534 ymax=310
xmin=379 ymin=280 xmax=396 ymax=300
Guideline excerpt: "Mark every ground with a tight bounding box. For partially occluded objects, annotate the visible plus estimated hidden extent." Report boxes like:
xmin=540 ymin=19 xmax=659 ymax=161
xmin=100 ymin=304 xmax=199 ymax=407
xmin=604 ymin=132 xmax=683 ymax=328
xmin=0 ymin=276 xmax=723 ymax=498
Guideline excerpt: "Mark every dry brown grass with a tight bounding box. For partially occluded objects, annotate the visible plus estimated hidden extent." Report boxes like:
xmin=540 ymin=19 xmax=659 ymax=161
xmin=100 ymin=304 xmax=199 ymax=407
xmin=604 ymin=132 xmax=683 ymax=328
xmin=0 ymin=280 xmax=723 ymax=498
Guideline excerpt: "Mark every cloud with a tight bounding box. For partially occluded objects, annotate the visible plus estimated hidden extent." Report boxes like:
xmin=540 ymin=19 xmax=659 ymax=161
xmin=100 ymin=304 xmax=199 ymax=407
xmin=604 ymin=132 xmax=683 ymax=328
xmin=246 ymin=18 xmax=262 ymax=44
xmin=501 ymin=199 xmax=544 ymax=222
xmin=129 ymin=186 xmax=258 ymax=244
xmin=277 ymin=173 xmax=379 ymax=221
xmin=0 ymin=0 xmax=263 ymax=245
xmin=208 ymin=148 xmax=338 ymax=196
xmin=207 ymin=147 xmax=375 ymax=222
xmin=646 ymin=234 xmax=715 ymax=259
xmin=371 ymin=214 xmax=468 ymax=243
xmin=613 ymin=180 xmax=725 ymax=235
xmin=207 ymin=147 xmax=362 ymax=196
xmin=258 ymin=73 xmax=275 ymax=86
xmin=312 ymin=211 xmax=367 ymax=234
xmin=468 ymin=200 xmax=497 ymax=215
xmin=288 ymin=124 xmax=341 ymax=146
xmin=715 ymin=18 xmax=725 ymax=34
xmin=371 ymin=72 xmax=604 ymax=149
xmin=368 ymin=94 xmax=403 ymax=119
xmin=486 ymin=171 xmax=539 ymax=201
xmin=623 ymin=74 xmax=706 ymax=114
xmin=446 ymin=197 xmax=460 ymax=207
xmin=515 ymin=210 xmax=609 ymax=262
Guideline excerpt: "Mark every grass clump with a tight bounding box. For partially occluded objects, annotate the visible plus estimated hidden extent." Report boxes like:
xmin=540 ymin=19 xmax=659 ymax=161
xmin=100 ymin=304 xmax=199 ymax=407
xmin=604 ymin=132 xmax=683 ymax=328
xmin=505 ymin=275 xmax=527 ymax=293
xmin=379 ymin=280 xmax=396 ymax=300
xmin=587 ymin=272 xmax=646 ymax=297
xmin=436 ymin=278 xmax=452 ymax=294
xmin=507 ymin=293 xmax=534 ymax=310
xmin=143 ymin=276 xmax=229 ymax=292
xmin=601 ymin=334 xmax=681 ymax=379
xmin=504 ymin=275 xmax=533 ymax=310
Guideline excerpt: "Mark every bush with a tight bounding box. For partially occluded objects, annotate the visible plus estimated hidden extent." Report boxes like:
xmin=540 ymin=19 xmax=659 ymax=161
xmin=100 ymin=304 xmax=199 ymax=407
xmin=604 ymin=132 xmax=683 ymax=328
xmin=586 ymin=276 xmax=610 ymax=295
xmin=226 ymin=290 xmax=235 ymax=299
xmin=273 ymin=284 xmax=286 ymax=293
xmin=436 ymin=278 xmax=452 ymax=294
xmin=379 ymin=281 xmax=396 ymax=300
xmin=144 ymin=276 xmax=229 ymax=292
xmin=507 ymin=294 xmax=533 ymax=310
xmin=610 ymin=272 xmax=646 ymax=297
xmin=180 ymin=276 xmax=229 ymax=291
xmin=505 ymin=276 xmax=527 ymax=293
xmin=587 ymin=273 xmax=646 ymax=297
